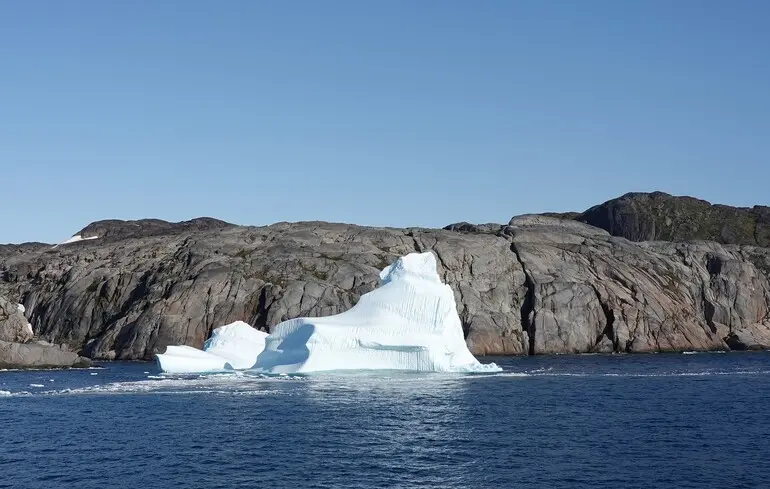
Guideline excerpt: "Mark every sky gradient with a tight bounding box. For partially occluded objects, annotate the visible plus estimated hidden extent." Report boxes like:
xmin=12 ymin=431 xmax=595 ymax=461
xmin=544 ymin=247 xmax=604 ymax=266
xmin=2 ymin=0 xmax=768 ymax=243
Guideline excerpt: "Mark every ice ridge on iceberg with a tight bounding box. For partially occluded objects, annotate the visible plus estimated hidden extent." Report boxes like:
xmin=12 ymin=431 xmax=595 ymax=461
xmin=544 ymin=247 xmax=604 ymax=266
xmin=156 ymin=321 xmax=268 ymax=374
xmin=253 ymin=252 xmax=501 ymax=374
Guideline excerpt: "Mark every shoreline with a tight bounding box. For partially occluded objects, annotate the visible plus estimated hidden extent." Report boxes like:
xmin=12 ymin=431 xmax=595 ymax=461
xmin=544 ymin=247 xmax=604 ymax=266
xmin=6 ymin=349 xmax=770 ymax=373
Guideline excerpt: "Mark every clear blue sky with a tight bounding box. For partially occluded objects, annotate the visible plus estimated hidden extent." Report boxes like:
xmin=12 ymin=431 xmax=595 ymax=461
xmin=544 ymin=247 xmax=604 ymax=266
xmin=2 ymin=0 xmax=768 ymax=244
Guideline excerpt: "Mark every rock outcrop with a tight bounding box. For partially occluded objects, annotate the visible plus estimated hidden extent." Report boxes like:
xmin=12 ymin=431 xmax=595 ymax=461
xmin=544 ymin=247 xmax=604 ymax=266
xmin=0 ymin=295 xmax=92 ymax=368
xmin=573 ymin=191 xmax=770 ymax=246
xmin=73 ymin=217 xmax=233 ymax=243
xmin=2 ymin=209 xmax=770 ymax=361
xmin=0 ymin=297 xmax=33 ymax=343
xmin=0 ymin=340 xmax=92 ymax=369
xmin=501 ymin=215 xmax=770 ymax=354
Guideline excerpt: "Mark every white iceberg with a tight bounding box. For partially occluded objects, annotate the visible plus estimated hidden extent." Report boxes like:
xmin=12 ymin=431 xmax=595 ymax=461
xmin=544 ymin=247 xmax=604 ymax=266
xmin=253 ymin=252 xmax=500 ymax=374
xmin=155 ymin=321 xmax=268 ymax=374
xmin=155 ymin=252 xmax=500 ymax=375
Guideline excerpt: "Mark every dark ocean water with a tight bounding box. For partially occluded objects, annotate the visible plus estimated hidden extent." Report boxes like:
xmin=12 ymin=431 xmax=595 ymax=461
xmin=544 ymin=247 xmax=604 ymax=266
xmin=1 ymin=353 xmax=769 ymax=489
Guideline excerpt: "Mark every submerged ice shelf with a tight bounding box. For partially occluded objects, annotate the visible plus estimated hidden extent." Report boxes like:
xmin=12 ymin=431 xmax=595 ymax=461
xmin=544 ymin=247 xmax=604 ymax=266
xmin=156 ymin=252 xmax=500 ymax=374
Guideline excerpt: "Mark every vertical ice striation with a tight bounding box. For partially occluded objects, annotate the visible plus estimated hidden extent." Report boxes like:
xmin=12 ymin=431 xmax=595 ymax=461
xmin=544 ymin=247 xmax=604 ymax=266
xmin=156 ymin=252 xmax=500 ymax=374
xmin=253 ymin=252 xmax=501 ymax=373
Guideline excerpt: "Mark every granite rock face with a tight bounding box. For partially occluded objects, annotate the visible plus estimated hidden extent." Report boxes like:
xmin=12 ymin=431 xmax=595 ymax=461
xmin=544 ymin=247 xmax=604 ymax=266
xmin=73 ymin=217 xmax=233 ymax=243
xmin=0 ymin=295 xmax=92 ymax=368
xmin=2 ymin=214 xmax=770 ymax=360
xmin=575 ymin=191 xmax=770 ymax=246
xmin=502 ymin=215 xmax=770 ymax=354
xmin=0 ymin=340 xmax=92 ymax=369
xmin=0 ymin=297 xmax=33 ymax=343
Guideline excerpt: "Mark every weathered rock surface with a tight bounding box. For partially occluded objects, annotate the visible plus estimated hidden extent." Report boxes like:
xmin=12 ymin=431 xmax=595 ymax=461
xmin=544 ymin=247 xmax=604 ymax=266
xmin=0 ymin=295 xmax=92 ymax=368
xmin=0 ymin=296 xmax=33 ymax=343
xmin=74 ymin=217 xmax=233 ymax=243
xmin=573 ymin=191 xmax=770 ymax=246
xmin=0 ymin=340 xmax=92 ymax=369
xmin=2 ymin=212 xmax=770 ymax=361
xmin=503 ymin=215 xmax=770 ymax=354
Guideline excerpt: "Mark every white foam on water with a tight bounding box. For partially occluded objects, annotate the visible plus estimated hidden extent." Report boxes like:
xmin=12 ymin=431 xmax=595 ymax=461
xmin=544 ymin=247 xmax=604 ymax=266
xmin=482 ymin=372 xmax=531 ymax=378
xmin=3 ymin=364 xmax=768 ymax=399
xmin=2 ymin=371 xmax=306 ymax=397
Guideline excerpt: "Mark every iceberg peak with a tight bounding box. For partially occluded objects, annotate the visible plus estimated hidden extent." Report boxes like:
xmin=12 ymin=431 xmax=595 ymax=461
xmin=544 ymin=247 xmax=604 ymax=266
xmin=378 ymin=251 xmax=442 ymax=286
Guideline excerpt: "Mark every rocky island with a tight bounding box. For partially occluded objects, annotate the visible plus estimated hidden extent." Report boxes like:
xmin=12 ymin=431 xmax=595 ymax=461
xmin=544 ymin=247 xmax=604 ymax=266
xmin=1 ymin=192 xmax=769 ymax=367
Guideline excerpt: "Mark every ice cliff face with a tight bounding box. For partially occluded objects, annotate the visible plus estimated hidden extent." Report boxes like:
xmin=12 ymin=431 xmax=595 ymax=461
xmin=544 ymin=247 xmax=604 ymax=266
xmin=156 ymin=253 xmax=500 ymax=374
xmin=253 ymin=252 xmax=500 ymax=373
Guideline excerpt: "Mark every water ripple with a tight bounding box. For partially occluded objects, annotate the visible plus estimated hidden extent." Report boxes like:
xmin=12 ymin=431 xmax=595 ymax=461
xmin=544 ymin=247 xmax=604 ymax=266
xmin=1 ymin=354 xmax=770 ymax=488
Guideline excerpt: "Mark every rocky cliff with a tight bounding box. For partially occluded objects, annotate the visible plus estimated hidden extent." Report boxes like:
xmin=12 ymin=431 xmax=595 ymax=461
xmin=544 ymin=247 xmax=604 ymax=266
xmin=0 ymin=297 xmax=33 ymax=343
xmin=0 ymin=296 xmax=92 ymax=368
xmin=2 ymin=210 xmax=770 ymax=361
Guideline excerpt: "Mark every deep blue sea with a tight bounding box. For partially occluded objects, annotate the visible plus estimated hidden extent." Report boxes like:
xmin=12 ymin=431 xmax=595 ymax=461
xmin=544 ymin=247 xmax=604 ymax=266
xmin=2 ymin=353 xmax=769 ymax=489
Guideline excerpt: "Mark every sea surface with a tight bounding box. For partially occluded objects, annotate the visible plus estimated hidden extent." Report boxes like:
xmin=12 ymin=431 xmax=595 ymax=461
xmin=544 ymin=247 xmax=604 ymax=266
xmin=1 ymin=353 xmax=769 ymax=489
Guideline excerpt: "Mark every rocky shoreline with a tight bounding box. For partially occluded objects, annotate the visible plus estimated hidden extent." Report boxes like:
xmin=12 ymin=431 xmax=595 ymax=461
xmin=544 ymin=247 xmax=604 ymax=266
xmin=0 ymin=297 xmax=92 ymax=369
xmin=1 ymin=192 xmax=769 ymax=367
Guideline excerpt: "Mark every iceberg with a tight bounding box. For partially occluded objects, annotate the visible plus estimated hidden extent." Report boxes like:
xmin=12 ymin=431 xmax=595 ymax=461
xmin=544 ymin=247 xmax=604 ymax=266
xmin=155 ymin=252 xmax=500 ymax=375
xmin=253 ymin=252 xmax=501 ymax=374
xmin=155 ymin=321 xmax=268 ymax=374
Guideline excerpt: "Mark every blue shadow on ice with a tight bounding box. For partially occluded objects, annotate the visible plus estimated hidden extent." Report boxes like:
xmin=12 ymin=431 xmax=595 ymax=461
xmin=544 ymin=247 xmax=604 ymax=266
xmin=252 ymin=323 xmax=314 ymax=372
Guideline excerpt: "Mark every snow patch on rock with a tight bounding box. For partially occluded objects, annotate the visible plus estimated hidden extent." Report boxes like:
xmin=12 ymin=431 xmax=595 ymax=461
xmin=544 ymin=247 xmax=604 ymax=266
xmin=53 ymin=235 xmax=99 ymax=248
